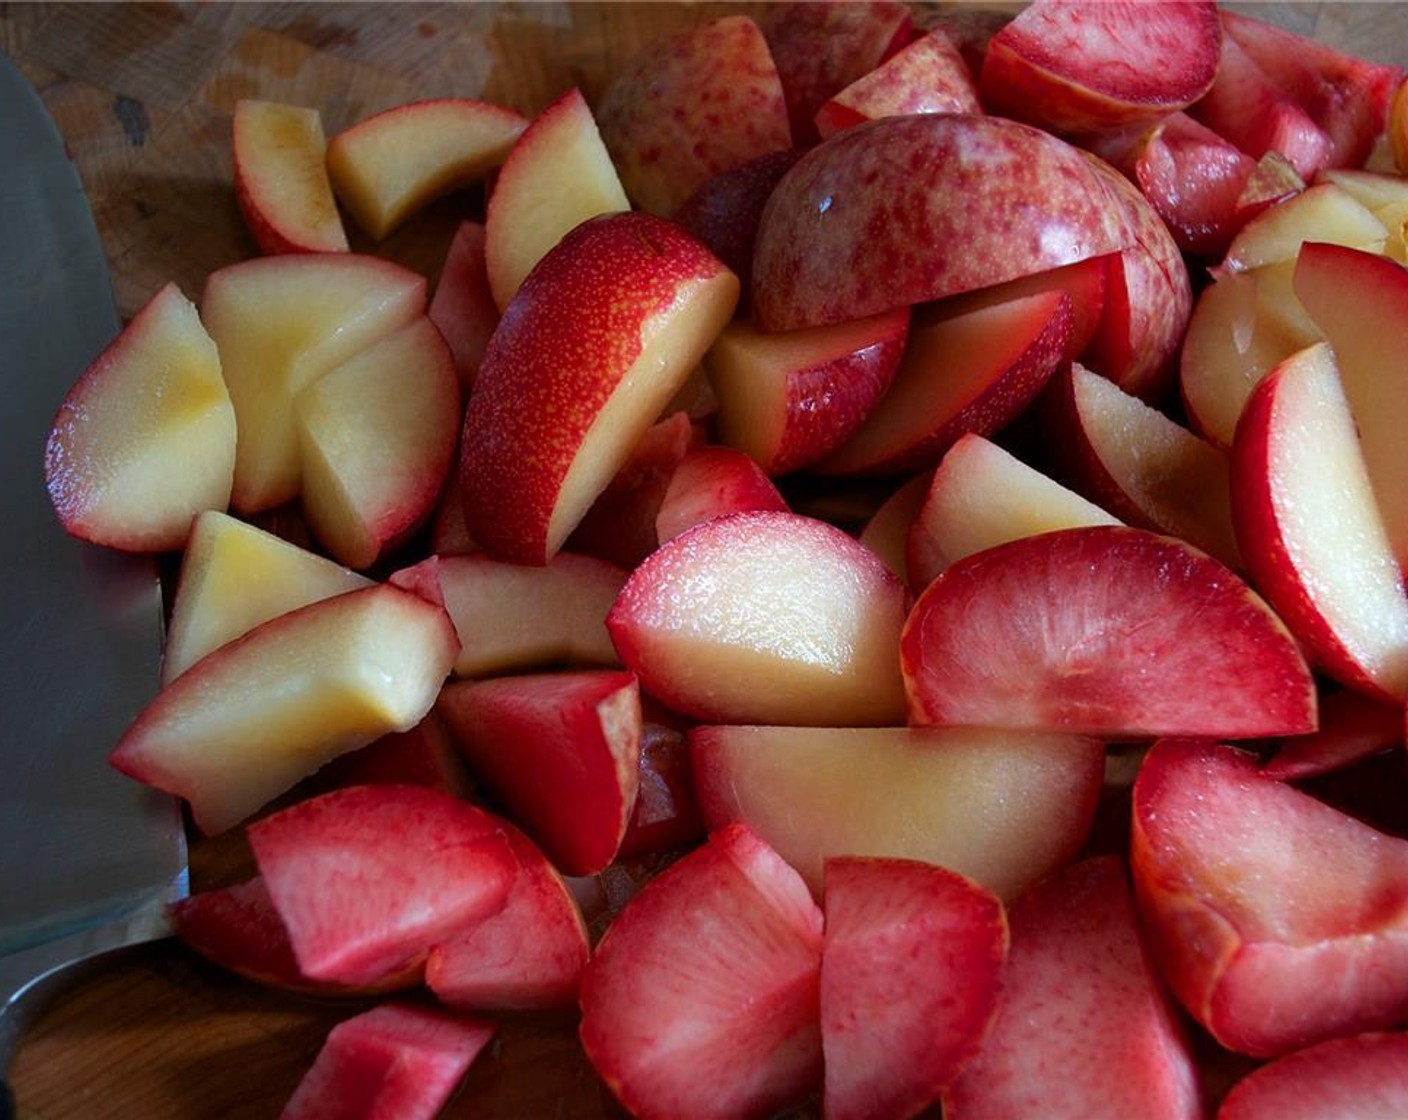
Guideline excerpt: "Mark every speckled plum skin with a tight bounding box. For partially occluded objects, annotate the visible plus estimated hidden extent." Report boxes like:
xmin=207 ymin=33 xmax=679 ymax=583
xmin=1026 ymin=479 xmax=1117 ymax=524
xmin=675 ymin=148 xmax=805 ymax=300
xmin=459 ymin=211 xmax=737 ymax=566
xmin=760 ymin=0 xmax=914 ymax=146
xmin=749 ymin=113 xmax=1135 ymax=332
xmin=595 ymin=15 xmax=792 ymax=217
xmin=943 ymin=856 xmax=1202 ymax=1120
xmin=1079 ymin=151 xmax=1193 ymax=401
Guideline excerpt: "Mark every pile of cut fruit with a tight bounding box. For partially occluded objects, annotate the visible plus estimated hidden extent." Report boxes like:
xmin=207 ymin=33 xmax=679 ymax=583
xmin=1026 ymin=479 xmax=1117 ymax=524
xmin=41 ymin=0 xmax=1408 ymax=1116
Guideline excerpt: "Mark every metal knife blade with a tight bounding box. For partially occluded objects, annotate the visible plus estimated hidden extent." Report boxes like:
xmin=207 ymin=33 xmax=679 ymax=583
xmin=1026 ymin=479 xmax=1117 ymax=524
xmin=0 ymin=45 xmax=186 ymax=1082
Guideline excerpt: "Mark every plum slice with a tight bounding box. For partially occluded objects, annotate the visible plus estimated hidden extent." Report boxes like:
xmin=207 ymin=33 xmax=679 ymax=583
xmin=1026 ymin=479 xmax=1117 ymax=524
xmin=820 ymin=856 xmax=1007 ymax=1120
xmin=902 ymin=525 xmax=1316 ymax=739
xmin=1230 ymin=341 xmax=1408 ymax=703
xmin=944 ymin=856 xmax=1202 ymax=1120
xmin=436 ymin=669 xmax=642 ymax=877
xmin=1132 ymin=738 xmax=1408 ymax=1057
xmin=248 ymin=785 xmax=516 ymax=987
xmin=425 ymin=816 xmax=590 ymax=1012
xmin=170 ymin=877 xmax=422 ymax=997
xmin=579 ymin=822 xmax=824 ymax=1120
xmin=608 ymin=510 xmax=909 ymax=727
xmin=690 ymin=724 xmax=1103 ymax=904
xmin=980 ymin=0 xmax=1221 ymax=133
xmin=281 ymin=1003 xmax=495 ymax=1120
xmin=1218 ymin=1031 xmax=1408 ymax=1120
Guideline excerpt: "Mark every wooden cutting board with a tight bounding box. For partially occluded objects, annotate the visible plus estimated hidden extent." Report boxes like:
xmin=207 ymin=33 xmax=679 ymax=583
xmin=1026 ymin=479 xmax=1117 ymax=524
xmin=3 ymin=2 xmax=1407 ymax=1117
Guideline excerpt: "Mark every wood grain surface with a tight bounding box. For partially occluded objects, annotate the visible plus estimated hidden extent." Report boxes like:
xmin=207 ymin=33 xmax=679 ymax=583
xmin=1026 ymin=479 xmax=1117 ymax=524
xmin=4 ymin=2 xmax=1408 ymax=1117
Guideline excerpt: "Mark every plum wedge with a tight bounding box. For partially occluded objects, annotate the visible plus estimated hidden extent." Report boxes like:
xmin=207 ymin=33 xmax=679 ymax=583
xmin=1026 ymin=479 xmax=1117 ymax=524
xmin=436 ymin=669 xmax=641 ymax=877
xmin=814 ymin=28 xmax=979 ymax=138
xmin=232 ymin=99 xmax=346 ymax=256
xmin=162 ymin=510 xmax=371 ymax=685
xmin=1262 ymin=689 xmax=1405 ymax=783
xmin=594 ymin=15 xmax=791 ymax=217
xmin=691 ymin=724 xmax=1103 ymax=903
xmin=1098 ymin=112 xmax=1301 ymax=259
xmin=1077 ymin=153 xmax=1194 ymax=402
xmin=908 ymin=432 xmax=1117 ymax=588
xmin=1292 ymin=241 xmax=1408 ymax=574
xmin=980 ymin=0 xmax=1221 ymax=133
xmin=484 ymin=87 xmax=628 ymax=310
xmin=702 ymin=309 xmax=908 ymax=477
xmin=326 ymin=98 xmax=527 ymax=241
xmin=579 ymin=823 xmax=824 ymax=1120
xmin=674 ymin=149 xmax=806 ymax=303
xmin=201 ymin=252 xmax=426 ymax=514
xmin=1041 ymin=362 xmax=1241 ymax=570
xmin=1222 ymin=182 xmax=1387 ymax=275
xmin=428 ymin=220 xmax=498 ymax=388
xmin=1194 ymin=31 xmax=1334 ymax=182
xmin=1132 ymin=738 xmax=1408 ymax=1057
xmin=944 ymin=856 xmax=1202 ymax=1120
xmin=760 ymin=0 xmax=914 ymax=145
xmin=653 ymin=445 xmax=788 ymax=543
xmin=1179 ymin=262 xmax=1323 ymax=451
xmin=110 ymin=583 xmax=460 ymax=834
xmin=1217 ymin=1031 xmax=1408 ymax=1120
xmin=821 ymin=857 xmax=1007 ymax=1120
xmin=459 ymin=211 xmax=737 ymax=565
xmin=902 ymin=525 xmax=1316 ymax=739
xmin=751 ymin=113 xmax=1133 ymax=331
xmin=281 ymin=1003 xmax=495 ymax=1120
xmin=608 ymin=511 xmax=909 ymax=726
xmin=1220 ymin=9 xmax=1403 ymax=173
xmin=293 ymin=315 xmax=460 ymax=570
xmin=815 ymin=285 xmax=1073 ymax=478
xmin=170 ymin=877 xmax=423 ymax=997
xmin=1230 ymin=341 xmax=1408 ymax=702
xmin=249 ymin=785 xmax=517 ymax=988
xmin=564 ymin=410 xmax=699 ymax=570
xmin=392 ymin=552 xmax=626 ymax=679
xmin=44 ymin=282 xmax=234 ymax=552
xmin=424 ymin=815 xmax=590 ymax=1012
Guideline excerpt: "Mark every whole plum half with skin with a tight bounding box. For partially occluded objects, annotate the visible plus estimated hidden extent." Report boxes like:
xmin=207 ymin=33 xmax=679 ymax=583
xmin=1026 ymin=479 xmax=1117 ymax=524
xmin=749 ymin=113 xmax=1134 ymax=332
xmin=1078 ymin=150 xmax=1193 ymax=402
